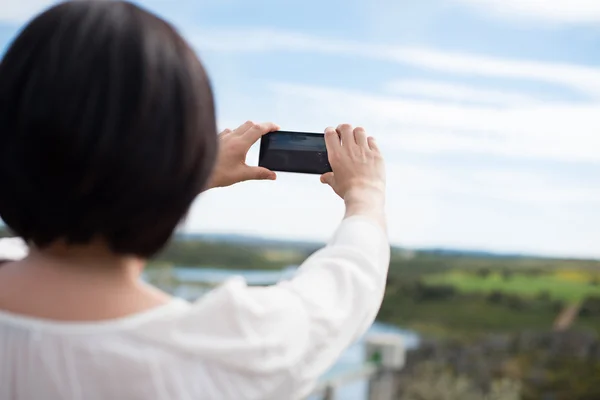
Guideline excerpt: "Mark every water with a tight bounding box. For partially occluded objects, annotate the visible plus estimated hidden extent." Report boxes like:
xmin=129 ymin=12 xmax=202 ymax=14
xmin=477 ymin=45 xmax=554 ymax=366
xmin=172 ymin=266 xmax=297 ymax=286
xmin=147 ymin=267 xmax=419 ymax=400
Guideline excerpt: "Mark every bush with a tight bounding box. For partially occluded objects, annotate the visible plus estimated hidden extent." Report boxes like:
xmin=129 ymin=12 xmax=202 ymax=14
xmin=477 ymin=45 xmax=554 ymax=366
xmin=536 ymin=290 xmax=551 ymax=302
xmin=477 ymin=268 xmax=492 ymax=279
xmin=579 ymin=296 xmax=600 ymax=317
xmin=397 ymin=362 xmax=521 ymax=400
xmin=506 ymin=296 xmax=528 ymax=311
xmin=399 ymin=331 xmax=600 ymax=400
xmin=501 ymin=270 xmax=514 ymax=281
xmin=486 ymin=292 xmax=535 ymax=311
xmin=487 ymin=290 xmax=506 ymax=304
xmin=551 ymin=300 xmax=565 ymax=313
xmin=414 ymin=281 xmax=457 ymax=301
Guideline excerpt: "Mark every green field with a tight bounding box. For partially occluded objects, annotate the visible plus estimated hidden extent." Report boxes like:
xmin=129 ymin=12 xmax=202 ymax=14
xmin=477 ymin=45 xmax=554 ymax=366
xmin=381 ymin=295 xmax=556 ymax=337
xmin=424 ymin=271 xmax=600 ymax=303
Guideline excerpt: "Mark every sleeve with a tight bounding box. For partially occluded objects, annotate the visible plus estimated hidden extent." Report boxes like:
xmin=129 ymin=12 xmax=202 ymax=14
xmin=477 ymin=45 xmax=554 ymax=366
xmin=280 ymin=215 xmax=391 ymax=398
xmin=0 ymin=237 xmax=29 ymax=262
xmin=134 ymin=216 xmax=390 ymax=400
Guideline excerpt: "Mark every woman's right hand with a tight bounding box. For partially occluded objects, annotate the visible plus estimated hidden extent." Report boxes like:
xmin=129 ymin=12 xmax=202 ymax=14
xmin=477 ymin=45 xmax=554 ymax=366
xmin=320 ymin=124 xmax=386 ymax=225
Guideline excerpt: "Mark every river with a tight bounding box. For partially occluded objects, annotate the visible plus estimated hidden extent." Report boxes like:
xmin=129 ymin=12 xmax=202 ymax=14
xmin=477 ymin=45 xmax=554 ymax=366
xmin=146 ymin=267 xmax=420 ymax=400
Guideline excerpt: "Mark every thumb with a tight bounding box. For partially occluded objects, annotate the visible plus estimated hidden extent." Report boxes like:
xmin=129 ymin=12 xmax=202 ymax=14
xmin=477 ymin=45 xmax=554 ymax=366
xmin=244 ymin=166 xmax=277 ymax=181
xmin=320 ymin=172 xmax=335 ymax=186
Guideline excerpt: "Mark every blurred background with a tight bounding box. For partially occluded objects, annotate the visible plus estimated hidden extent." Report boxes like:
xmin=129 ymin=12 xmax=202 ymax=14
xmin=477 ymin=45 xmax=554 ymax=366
xmin=0 ymin=0 xmax=599 ymax=399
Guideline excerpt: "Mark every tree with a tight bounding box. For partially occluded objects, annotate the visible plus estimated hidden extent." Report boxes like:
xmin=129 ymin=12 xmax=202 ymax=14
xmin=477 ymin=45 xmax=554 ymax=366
xmin=501 ymin=270 xmax=513 ymax=281
xmin=476 ymin=268 xmax=492 ymax=279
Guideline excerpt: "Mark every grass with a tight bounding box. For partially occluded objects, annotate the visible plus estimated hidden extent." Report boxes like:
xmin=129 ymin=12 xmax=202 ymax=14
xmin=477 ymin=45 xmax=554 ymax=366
xmin=380 ymin=293 xmax=600 ymax=340
xmin=382 ymin=297 xmax=556 ymax=339
xmin=424 ymin=271 xmax=600 ymax=303
xmin=261 ymin=249 xmax=304 ymax=263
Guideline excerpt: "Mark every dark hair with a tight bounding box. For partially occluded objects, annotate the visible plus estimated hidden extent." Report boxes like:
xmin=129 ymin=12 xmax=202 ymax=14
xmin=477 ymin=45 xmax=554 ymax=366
xmin=0 ymin=1 xmax=218 ymax=257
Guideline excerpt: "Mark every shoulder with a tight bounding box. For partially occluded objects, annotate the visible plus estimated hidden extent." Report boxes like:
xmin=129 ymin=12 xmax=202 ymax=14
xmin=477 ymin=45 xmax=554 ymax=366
xmin=130 ymin=277 xmax=310 ymax=367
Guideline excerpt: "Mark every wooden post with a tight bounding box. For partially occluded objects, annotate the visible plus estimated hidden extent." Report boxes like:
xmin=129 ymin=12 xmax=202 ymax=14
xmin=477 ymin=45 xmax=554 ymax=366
xmin=365 ymin=334 xmax=405 ymax=400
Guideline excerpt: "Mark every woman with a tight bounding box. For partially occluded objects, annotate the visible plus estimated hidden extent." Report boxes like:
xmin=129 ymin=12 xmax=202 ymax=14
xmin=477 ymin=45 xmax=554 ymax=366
xmin=0 ymin=2 xmax=389 ymax=400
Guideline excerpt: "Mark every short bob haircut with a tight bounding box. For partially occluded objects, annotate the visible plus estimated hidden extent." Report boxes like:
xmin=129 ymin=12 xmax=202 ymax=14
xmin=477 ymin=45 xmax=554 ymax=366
xmin=0 ymin=1 xmax=218 ymax=257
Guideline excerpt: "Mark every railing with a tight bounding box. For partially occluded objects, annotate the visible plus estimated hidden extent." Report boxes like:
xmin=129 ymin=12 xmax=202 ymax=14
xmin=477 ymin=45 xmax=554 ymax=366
xmin=309 ymin=334 xmax=406 ymax=400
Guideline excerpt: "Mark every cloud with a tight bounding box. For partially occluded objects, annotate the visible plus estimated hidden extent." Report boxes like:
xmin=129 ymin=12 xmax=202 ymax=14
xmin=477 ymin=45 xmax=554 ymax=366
xmin=191 ymin=28 xmax=600 ymax=98
xmin=200 ymin=78 xmax=600 ymax=258
xmin=186 ymin=146 xmax=600 ymax=258
xmin=460 ymin=168 xmax=600 ymax=205
xmin=266 ymin=82 xmax=600 ymax=164
xmin=101 ymin=19 xmax=600 ymax=256
xmin=192 ymin=27 xmax=600 ymax=164
xmin=384 ymin=79 xmax=543 ymax=106
xmin=450 ymin=0 xmax=600 ymax=24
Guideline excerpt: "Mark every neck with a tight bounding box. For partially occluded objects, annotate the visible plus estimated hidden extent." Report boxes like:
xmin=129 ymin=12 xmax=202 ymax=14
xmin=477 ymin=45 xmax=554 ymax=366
xmin=0 ymin=239 xmax=172 ymax=321
xmin=26 ymin=239 xmax=146 ymax=283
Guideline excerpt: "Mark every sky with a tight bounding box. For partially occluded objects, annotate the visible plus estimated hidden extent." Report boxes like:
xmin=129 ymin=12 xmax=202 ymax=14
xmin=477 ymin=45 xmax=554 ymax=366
xmin=0 ymin=0 xmax=599 ymax=258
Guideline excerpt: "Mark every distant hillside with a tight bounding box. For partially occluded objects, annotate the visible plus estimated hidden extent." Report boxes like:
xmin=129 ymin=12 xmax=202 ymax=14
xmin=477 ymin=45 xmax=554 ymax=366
xmin=1 ymin=224 xmax=592 ymax=261
xmin=416 ymin=247 xmax=531 ymax=259
xmin=176 ymin=232 xmax=545 ymax=260
xmin=174 ymin=232 xmax=324 ymax=252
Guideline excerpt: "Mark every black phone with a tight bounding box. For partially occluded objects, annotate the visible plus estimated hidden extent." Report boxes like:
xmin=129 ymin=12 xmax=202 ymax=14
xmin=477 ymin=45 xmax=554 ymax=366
xmin=259 ymin=131 xmax=332 ymax=175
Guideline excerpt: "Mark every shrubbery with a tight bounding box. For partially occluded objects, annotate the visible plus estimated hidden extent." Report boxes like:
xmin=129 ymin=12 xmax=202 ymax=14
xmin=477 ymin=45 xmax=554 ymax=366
xmin=579 ymin=296 xmax=600 ymax=317
xmin=397 ymin=362 xmax=521 ymax=400
xmin=397 ymin=331 xmax=600 ymax=400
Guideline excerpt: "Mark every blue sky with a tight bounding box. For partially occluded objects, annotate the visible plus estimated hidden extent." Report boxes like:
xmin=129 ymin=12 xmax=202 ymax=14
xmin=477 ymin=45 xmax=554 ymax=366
xmin=1 ymin=0 xmax=599 ymax=258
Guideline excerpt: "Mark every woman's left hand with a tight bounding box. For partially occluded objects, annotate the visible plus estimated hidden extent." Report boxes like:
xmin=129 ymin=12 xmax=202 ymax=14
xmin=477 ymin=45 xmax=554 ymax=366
xmin=207 ymin=121 xmax=279 ymax=189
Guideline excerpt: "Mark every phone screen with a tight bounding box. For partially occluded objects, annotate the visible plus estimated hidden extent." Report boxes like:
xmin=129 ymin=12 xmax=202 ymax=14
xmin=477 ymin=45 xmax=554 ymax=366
xmin=259 ymin=131 xmax=332 ymax=175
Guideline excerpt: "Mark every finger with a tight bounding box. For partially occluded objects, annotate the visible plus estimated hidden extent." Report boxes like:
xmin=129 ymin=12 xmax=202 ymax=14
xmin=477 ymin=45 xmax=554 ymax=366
xmin=243 ymin=122 xmax=280 ymax=143
xmin=232 ymin=120 xmax=255 ymax=136
xmin=353 ymin=126 xmax=368 ymax=147
xmin=324 ymin=127 xmax=340 ymax=155
xmin=336 ymin=124 xmax=355 ymax=147
xmin=219 ymin=128 xmax=233 ymax=137
xmin=320 ymin=172 xmax=334 ymax=185
xmin=367 ymin=136 xmax=380 ymax=152
xmin=242 ymin=166 xmax=277 ymax=182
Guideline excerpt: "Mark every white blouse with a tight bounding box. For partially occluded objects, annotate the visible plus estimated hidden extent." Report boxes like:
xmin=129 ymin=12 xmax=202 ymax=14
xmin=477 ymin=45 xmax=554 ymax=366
xmin=0 ymin=216 xmax=390 ymax=400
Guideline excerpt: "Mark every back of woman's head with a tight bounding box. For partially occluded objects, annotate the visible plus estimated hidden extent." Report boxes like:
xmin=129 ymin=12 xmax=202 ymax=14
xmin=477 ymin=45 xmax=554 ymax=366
xmin=0 ymin=1 xmax=217 ymax=257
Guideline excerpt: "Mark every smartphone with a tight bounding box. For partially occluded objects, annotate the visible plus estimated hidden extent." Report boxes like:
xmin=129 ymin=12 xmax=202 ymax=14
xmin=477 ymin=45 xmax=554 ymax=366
xmin=259 ymin=131 xmax=332 ymax=175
